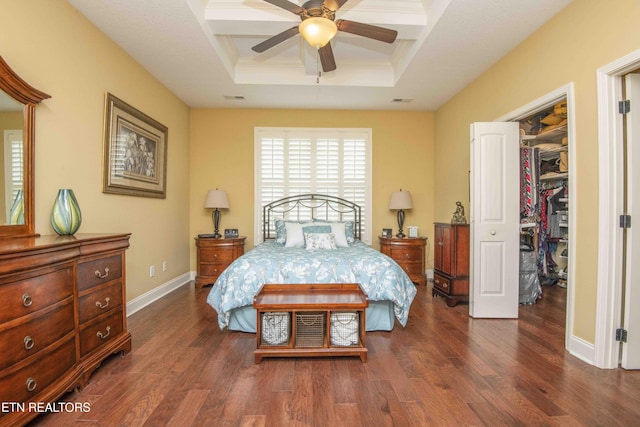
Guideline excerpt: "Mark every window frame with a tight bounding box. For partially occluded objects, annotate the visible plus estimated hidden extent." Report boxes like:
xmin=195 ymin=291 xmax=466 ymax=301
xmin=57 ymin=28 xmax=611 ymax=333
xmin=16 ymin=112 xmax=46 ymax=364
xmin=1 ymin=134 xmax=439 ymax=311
xmin=254 ymin=127 xmax=372 ymax=245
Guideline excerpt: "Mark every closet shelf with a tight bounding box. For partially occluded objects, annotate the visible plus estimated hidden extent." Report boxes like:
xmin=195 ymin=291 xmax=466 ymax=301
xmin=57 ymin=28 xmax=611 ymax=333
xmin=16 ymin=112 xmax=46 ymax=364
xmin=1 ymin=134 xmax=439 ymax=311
xmin=540 ymin=172 xmax=568 ymax=181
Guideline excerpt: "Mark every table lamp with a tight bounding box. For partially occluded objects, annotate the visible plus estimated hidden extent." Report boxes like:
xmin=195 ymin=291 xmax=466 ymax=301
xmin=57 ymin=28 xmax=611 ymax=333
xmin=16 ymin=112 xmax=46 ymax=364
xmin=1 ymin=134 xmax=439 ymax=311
xmin=204 ymin=189 xmax=229 ymax=238
xmin=389 ymin=189 xmax=413 ymax=238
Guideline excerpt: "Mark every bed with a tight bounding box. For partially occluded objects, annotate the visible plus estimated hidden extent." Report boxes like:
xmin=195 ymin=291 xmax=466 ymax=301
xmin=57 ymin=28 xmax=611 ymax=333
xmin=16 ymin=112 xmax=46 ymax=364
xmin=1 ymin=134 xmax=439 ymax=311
xmin=206 ymin=194 xmax=417 ymax=332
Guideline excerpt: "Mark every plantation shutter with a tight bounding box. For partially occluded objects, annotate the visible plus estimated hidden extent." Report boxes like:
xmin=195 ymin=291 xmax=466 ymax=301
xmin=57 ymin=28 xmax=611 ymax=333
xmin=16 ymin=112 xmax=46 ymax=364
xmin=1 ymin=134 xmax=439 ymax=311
xmin=255 ymin=128 xmax=371 ymax=244
xmin=3 ymin=130 xmax=24 ymax=221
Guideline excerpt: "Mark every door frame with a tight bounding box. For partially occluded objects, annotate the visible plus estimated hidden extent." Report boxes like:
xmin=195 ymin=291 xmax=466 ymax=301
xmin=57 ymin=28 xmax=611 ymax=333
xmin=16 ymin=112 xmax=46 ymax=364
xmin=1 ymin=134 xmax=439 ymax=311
xmin=496 ymin=83 xmax=576 ymax=354
xmin=595 ymin=49 xmax=640 ymax=369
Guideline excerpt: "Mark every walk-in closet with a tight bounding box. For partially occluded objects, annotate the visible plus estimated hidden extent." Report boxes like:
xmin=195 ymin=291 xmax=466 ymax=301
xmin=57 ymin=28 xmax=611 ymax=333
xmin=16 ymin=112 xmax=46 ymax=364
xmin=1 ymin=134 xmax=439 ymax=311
xmin=518 ymin=99 xmax=569 ymax=304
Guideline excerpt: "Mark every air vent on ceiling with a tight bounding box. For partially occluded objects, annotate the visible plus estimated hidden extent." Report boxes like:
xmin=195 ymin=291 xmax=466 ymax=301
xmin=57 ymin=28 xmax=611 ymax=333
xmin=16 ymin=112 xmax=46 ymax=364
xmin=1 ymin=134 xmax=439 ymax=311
xmin=224 ymin=95 xmax=245 ymax=101
xmin=392 ymin=98 xmax=414 ymax=103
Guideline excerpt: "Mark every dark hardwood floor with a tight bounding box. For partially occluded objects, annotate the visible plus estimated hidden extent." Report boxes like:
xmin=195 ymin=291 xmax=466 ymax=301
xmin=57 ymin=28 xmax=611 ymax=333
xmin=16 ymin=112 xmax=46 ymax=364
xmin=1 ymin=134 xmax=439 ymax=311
xmin=30 ymin=283 xmax=640 ymax=426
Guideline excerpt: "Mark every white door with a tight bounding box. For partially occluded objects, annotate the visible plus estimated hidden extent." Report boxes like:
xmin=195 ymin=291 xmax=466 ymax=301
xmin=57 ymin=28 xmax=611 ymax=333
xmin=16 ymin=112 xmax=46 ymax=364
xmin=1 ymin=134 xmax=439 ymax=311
xmin=469 ymin=122 xmax=520 ymax=318
xmin=622 ymin=74 xmax=640 ymax=369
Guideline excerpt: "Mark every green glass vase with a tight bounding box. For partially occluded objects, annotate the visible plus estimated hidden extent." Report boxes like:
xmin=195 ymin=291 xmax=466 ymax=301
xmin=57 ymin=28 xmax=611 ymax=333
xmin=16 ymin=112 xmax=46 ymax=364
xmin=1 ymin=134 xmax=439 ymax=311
xmin=9 ymin=190 xmax=24 ymax=225
xmin=51 ymin=189 xmax=82 ymax=235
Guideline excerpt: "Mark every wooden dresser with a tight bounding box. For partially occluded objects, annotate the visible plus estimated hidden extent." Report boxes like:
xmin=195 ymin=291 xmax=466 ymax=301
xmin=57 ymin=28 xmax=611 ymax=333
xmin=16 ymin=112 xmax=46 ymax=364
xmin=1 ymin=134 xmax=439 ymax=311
xmin=0 ymin=233 xmax=131 ymax=427
xmin=433 ymin=223 xmax=469 ymax=307
xmin=195 ymin=236 xmax=246 ymax=288
xmin=379 ymin=236 xmax=426 ymax=286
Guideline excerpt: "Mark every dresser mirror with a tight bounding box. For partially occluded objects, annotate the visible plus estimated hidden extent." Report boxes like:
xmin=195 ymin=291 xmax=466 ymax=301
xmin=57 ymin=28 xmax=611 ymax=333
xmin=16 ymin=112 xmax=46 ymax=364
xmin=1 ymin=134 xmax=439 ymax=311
xmin=0 ymin=56 xmax=50 ymax=238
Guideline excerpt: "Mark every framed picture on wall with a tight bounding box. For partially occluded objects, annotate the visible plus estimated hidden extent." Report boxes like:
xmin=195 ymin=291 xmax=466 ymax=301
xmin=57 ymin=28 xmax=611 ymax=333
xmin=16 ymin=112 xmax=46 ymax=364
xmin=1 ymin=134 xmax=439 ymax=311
xmin=102 ymin=93 xmax=168 ymax=198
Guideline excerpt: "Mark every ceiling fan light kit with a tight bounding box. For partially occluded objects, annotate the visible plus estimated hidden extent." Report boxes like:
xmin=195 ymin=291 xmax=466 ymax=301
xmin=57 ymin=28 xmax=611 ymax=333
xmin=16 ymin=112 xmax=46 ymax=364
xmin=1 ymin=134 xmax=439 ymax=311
xmin=253 ymin=0 xmax=398 ymax=73
xmin=299 ymin=17 xmax=337 ymax=48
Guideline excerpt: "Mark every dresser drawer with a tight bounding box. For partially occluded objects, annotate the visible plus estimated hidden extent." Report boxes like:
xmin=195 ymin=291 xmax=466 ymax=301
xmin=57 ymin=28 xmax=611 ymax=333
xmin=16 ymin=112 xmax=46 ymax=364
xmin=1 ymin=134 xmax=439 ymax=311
xmin=0 ymin=298 xmax=74 ymax=371
xmin=79 ymin=309 xmax=124 ymax=357
xmin=78 ymin=282 xmax=123 ymax=324
xmin=199 ymin=248 xmax=234 ymax=264
xmin=388 ymin=246 xmax=423 ymax=262
xmin=77 ymin=254 xmax=122 ymax=292
xmin=0 ymin=336 xmax=76 ymax=404
xmin=433 ymin=273 xmax=451 ymax=295
xmin=0 ymin=266 xmax=74 ymax=324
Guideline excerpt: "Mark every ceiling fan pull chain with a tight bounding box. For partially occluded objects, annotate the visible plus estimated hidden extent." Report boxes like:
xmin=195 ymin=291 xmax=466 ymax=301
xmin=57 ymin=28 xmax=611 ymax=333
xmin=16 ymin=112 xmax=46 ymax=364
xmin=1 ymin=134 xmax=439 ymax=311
xmin=316 ymin=54 xmax=321 ymax=84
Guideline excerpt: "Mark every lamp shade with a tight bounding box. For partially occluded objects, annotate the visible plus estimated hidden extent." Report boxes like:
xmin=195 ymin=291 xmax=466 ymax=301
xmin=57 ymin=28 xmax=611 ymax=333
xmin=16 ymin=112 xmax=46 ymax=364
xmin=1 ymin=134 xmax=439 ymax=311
xmin=389 ymin=190 xmax=413 ymax=210
xmin=204 ymin=189 xmax=229 ymax=209
xmin=299 ymin=17 xmax=338 ymax=49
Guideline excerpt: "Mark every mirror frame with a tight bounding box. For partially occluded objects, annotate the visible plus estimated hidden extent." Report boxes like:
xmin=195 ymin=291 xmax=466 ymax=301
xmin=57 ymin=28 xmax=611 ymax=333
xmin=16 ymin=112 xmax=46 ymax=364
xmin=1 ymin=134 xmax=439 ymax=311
xmin=0 ymin=56 xmax=50 ymax=239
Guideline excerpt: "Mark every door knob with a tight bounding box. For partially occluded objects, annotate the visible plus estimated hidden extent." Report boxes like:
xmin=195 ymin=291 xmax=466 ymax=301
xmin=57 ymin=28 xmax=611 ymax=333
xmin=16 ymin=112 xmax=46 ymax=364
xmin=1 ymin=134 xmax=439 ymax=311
xmin=490 ymin=230 xmax=496 ymax=235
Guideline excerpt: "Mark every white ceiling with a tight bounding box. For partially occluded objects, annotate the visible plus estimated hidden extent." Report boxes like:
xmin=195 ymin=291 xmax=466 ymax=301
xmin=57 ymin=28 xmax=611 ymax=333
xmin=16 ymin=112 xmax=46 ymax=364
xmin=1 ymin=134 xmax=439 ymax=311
xmin=65 ymin=0 xmax=572 ymax=111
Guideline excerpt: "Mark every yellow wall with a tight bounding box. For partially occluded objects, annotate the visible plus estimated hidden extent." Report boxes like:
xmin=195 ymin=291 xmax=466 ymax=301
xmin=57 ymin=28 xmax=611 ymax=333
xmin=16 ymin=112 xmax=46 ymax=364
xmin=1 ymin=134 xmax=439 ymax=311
xmin=190 ymin=109 xmax=435 ymax=266
xmin=435 ymin=0 xmax=640 ymax=342
xmin=0 ymin=1 xmax=191 ymax=300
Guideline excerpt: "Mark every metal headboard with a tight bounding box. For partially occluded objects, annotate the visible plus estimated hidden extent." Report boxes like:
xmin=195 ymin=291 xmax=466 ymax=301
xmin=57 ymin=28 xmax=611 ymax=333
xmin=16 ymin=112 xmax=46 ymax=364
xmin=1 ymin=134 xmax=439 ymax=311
xmin=263 ymin=194 xmax=362 ymax=241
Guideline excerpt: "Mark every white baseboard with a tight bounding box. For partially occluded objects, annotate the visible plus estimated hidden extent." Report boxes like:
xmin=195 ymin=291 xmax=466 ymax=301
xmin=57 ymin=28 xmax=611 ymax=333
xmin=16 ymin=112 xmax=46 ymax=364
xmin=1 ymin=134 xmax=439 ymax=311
xmin=126 ymin=272 xmax=193 ymax=316
xmin=568 ymin=334 xmax=596 ymax=366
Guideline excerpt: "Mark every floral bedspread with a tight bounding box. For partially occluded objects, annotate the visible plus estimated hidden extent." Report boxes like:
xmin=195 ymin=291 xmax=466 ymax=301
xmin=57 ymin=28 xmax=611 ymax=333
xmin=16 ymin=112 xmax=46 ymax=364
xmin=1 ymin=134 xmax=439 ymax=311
xmin=206 ymin=240 xmax=417 ymax=330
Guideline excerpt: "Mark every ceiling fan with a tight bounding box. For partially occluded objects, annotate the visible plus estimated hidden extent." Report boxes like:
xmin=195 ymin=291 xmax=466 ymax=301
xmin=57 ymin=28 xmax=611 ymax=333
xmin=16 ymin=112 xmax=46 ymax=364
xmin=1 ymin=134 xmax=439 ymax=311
xmin=251 ymin=0 xmax=398 ymax=72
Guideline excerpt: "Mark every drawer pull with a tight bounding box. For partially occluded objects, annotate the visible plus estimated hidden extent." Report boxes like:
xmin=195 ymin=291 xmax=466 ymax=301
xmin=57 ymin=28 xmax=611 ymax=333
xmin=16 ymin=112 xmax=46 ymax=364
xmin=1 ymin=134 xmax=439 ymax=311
xmin=97 ymin=326 xmax=111 ymax=340
xmin=96 ymin=297 xmax=111 ymax=309
xmin=443 ymin=282 xmax=448 ymax=288
xmin=95 ymin=267 xmax=110 ymax=279
xmin=437 ymin=241 xmax=443 ymax=246
xmin=26 ymin=377 xmax=37 ymax=392
xmin=213 ymin=254 xmax=218 ymax=260
xmin=434 ymin=279 xmax=440 ymax=284
xmin=405 ymin=253 xmax=411 ymax=259
xmin=22 ymin=293 xmax=33 ymax=307
xmin=24 ymin=336 xmax=35 ymax=350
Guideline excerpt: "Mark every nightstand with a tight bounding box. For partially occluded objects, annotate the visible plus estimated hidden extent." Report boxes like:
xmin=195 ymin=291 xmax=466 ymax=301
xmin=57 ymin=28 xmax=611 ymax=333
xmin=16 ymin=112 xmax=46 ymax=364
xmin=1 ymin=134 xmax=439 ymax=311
xmin=379 ymin=236 xmax=426 ymax=286
xmin=195 ymin=236 xmax=245 ymax=288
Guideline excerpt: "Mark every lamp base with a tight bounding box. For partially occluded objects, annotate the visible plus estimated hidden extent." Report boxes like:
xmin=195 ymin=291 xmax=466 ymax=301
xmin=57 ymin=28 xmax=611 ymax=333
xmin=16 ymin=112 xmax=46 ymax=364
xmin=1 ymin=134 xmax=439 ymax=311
xmin=396 ymin=209 xmax=406 ymax=239
xmin=213 ymin=209 xmax=222 ymax=238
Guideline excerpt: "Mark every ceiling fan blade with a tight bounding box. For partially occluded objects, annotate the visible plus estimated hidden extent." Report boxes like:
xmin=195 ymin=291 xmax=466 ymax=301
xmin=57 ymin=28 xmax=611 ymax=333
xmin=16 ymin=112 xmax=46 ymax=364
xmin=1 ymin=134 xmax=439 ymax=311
xmin=262 ymin=0 xmax=305 ymax=15
xmin=336 ymin=20 xmax=398 ymax=43
xmin=322 ymin=0 xmax=350 ymax=11
xmin=318 ymin=43 xmax=336 ymax=72
xmin=252 ymin=26 xmax=300 ymax=53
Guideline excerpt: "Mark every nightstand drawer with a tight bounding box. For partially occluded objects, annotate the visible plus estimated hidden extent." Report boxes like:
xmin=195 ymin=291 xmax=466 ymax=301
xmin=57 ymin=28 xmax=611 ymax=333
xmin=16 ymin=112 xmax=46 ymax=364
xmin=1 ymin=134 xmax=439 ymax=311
xmin=433 ymin=273 xmax=451 ymax=295
xmin=78 ymin=254 xmax=122 ymax=292
xmin=199 ymin=248 xmax=234 ymax=264
xmin=388 ymin=247 xmax=423 ymax=262
xmin=398 ymin=262 xmax=423 ymax=275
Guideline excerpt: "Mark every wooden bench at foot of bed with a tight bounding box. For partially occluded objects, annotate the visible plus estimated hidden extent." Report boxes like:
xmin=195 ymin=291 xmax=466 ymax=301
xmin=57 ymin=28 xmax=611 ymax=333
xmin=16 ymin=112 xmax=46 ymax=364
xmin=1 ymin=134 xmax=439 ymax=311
xmin=253 ymin=284 xmax=369 ymax=363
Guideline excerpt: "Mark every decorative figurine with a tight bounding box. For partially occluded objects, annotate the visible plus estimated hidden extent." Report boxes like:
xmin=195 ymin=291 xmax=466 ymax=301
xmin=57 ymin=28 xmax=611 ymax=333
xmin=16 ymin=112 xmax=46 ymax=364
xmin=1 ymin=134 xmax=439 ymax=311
xmin=451 ymin=201 xmax=467 ymax=224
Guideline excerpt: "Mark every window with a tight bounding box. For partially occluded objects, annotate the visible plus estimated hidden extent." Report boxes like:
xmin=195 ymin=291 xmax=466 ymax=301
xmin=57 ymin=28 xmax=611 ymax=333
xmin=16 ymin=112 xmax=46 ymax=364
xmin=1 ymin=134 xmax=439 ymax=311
xmin=255 ymin=127 xmax=372 ymax=244
xmin=3 ymin=130 xmax=23 ymax=222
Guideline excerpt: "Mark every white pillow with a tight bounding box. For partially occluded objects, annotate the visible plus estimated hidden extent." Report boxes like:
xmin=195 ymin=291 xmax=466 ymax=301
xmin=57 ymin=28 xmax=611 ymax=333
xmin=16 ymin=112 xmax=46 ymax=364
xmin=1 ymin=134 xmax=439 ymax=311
xmin=304 ymin=233 xmax=337 ymax=250
xmin=284 ymin=222 xmax=306 ymax=248
xmin=328 ymin=222 xmax=349 ymax=247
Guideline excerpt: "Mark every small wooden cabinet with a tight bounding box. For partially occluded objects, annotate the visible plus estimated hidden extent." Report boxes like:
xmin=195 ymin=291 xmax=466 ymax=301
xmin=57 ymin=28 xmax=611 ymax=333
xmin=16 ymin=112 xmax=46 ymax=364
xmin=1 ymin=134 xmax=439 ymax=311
xmin=379 ymin=236 xmax=426 ymax=286
xmin=195 ymin=236 xmax=245 ymax=288
xmin=433 ymin=223 xmax=469 ymax=306
xmin=0 ymin=233 xmax=130 ymax=427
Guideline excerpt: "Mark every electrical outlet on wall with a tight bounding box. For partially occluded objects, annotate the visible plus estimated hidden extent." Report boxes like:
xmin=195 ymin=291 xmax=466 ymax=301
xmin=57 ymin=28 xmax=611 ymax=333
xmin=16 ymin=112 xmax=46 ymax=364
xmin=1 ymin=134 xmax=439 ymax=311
xmin=162 ymin=261 xmax=167 ymax=272
xmin=149 ymin=265 xmax=155 ymax=277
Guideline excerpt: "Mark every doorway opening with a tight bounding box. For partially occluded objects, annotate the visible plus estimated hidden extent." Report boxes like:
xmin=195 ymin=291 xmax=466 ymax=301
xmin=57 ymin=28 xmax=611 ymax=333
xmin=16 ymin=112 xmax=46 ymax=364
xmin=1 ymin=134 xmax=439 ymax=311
xmin=497 ymin=84 xmax=575 ymax=352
